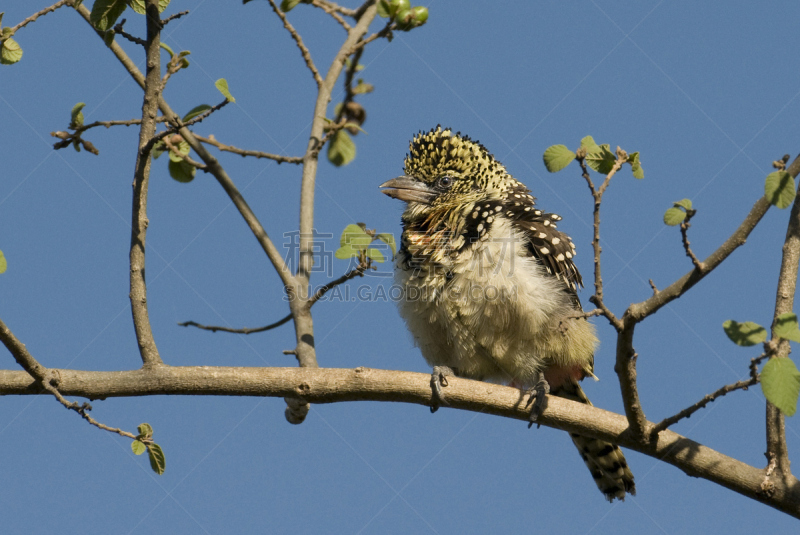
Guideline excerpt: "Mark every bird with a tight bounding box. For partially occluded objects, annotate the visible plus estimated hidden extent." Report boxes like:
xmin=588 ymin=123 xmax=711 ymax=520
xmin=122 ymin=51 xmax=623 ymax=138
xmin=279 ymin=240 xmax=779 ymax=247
xmin=380 ymin=126 xmax=635 ymax=501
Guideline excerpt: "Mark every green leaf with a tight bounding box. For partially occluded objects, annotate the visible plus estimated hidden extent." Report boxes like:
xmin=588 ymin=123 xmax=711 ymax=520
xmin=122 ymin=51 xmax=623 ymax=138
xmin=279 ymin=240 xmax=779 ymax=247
xmin=148 ymin=443 xmax=166 ymax=475
xmin=137 ymin=423 xmax=153 ymax=436
xmin=182 ymin=104 xmax=211 ymax=122
xmin=103 ymin=29 xmax=116 ymax=47
xmin=327 ymin=130 xmax=356 ymax=167
xmin=663 ymin=207 xmax=686 ymax=226
xmin=334 ymin=246 xmax=357 ymax=260
xmin=168 ymin=139 xmax=190 ymax=162
xmin=765 ymin=171 xmax=796 ymax=209
xmin=629 ymin=151 xmax=644 ymax=179
xmin=580 ymin=135 xmax=600 ymax=153
xmin=0 ymin=250 xmax=6 ymax=274
xmin=376 ymin=233 xmax=396 ymax=258
xmin=377 ymin=0 xmax=391 ymax=17
xmin=90 ymin=0 xmax=128 ymax=31
xmin=339 ymin=224 xmax=370 ymax=249
xmin=761 ymin=357 xmax=800 ymax=416
xmin=131 ymin=440 xmax=146 ymax=455
xmin=775 ymin=312 xmax=800 ymax=343
xmin=366 ymin=248 xmax=385 ymax=263
xmin=152 ymin=140 xmax=164 ymax=159
xmin=722 ymin=320 xmax=767 ymax=347
xmin=280 ymin=0 xmax=302 ymax=11
xmin=130 ymin=0 xmax=171 ymax=14
xmin=70 ymin=102 xmax=86 ymax=129
xmin=159 ymin=42 xmax=174 ymax=58
xmin=169 ymin=159 xmax=196 ymax=183
xmin=0 ymin=37 xmax=22 ymax=65
xmin=674 ymin=198 xmax=692 ymax=210
xmin=214 ymin=78 xmax=236 ymax=103
xmin=351 ymin=81 xmax=374 ymax=95
xmin=542 ymin=145 xmax=576 ymax=173
xmin=584 ymin=143 xmax=616 ymax=174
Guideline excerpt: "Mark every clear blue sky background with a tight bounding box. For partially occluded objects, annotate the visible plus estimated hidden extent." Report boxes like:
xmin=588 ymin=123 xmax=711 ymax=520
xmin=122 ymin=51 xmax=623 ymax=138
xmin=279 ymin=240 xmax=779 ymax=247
xmin=2 ymin=0 xmax=800 ymax=533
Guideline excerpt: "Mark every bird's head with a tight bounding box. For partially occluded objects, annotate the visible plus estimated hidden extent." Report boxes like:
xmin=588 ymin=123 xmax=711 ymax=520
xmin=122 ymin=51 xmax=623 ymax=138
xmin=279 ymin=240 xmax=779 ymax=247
xmin=380 ymin=126 xmax=513 ymax=226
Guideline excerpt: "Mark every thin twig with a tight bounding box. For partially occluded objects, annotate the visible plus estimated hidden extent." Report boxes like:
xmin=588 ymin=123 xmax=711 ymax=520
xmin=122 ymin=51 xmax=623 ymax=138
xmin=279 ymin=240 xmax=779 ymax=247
xmin=651 ymin=353 xmax=767 ymax=434
xmin=180 ymin=262 xmax=370 ymax=335
xmin=349 ymin=21 xmax=394 ymax=54
xmin=9 ymin=0 xmax=71 ymax=34
xmin=311 ymin=0 xmax=351 ymax=30
xmin=557 ymin=309 xmax=603 ymax=333
xmin=649 ymin=279 xmax=659 ymax=295
xmin=315 ymin=0 xmax=357 ymax=17
xmin=161 ymin=10 xmax=190 ymax=25
xmin=679 ymin=209 xmax=704 ymax=270
xmin=194 ymin=135 xmax=303 ymax=164
xmin=162 ymin=135 xmax=207 ymax=169
xmin=113 ymin=19 xmax=147 ymax=46
xmin=267 ymin=0 xmax=324 ymax=88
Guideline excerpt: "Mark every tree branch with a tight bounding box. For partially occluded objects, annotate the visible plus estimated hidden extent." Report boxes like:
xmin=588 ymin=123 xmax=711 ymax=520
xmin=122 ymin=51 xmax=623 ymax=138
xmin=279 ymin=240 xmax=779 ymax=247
xmin=9 ymin=0 xmax=71 ymax=34
xmin=266 ymin=0 xmax=324 ymax=88
xmin=766 ymin=153 xmax=800 ymax=480
xmin=129 ymin=0 xmax=165 ymax=368
xmin=193 ymin=135 xmax=303 ymax=164
xmin=0 ymin=365 xmax=799 ymax=518
xmin=679 ymin=208 xmax=704 ymax=270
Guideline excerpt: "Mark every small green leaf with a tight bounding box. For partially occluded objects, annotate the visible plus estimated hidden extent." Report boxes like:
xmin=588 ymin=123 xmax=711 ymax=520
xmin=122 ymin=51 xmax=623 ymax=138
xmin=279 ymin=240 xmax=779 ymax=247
xmin=182 ymin=104 xmax=212 ymax=122
xmin=376 ymin=233 xmax=396 ymax=258
xmin=130 ymin=0 xmax=171 ymax=14
xmin=366 ymin=248 xmax=385 ymax=263
xmin=137 ymin=423 xmax=153 ymax=436
xmin=377 ymin=0 xmax=391 ymax=17
xmin=339 ymin=224 xmax=370 ymax=250
xmin=0 ymin=37 xmax=23 ymax=65
xmin=761 ymin=357 xmax=800 ymax=416
xmin=584 ymin=143 xmax=616 ymax=174
xmin=723 ymin=320 xmax=767 ymax=347
xmin=103 ymin=29 xmax=116 ymax=47
xmin=334 ymin=246 xmax=357 ymax=260
xmin=214 ymin=78 xmax=236 ymax=103
xmin=169 ymin=159 xmax=196 ymax=183
xmin=775 ymin=313 xmax=800 ymax=343
xmin=152 ymin=140 xmax=165 ymax=159
xmin=168 ymin=140 xmax=190 ymax=162
xmin=674 ymin=198 xmax=692 ymax=210
xmin=131 ymin=440 xmax=146 ymax=455
xmin=148 ymin=443 xmax=166 ymax=474
xmin=327 ymin=130 xmax=356 ymax=167
xmin=542 ymin=145 xmax=576 ymax=173
xmin=663 ymin=207 xmax=686 ymax=226
xmin=159 ymin=42 xmax=174 ymax=58
xmin=280 ymin=0 xmax=302 ymax=11
xmin=351 ymin=81 xmax=374 ymax=94
xmin=70 ymin=102 xmax=86 ymax=129
xmin=90 ymin=0 xmax=128 ymax=31
xmin=765 ymin=171 xmax=796 ymax=209
xmin=628 ymin=152 xmax=644 ymax=179
xmin=580 ymin=135 xmax=600 ymax=153
xmin=0 ymin=250 xmax=7 ymax=274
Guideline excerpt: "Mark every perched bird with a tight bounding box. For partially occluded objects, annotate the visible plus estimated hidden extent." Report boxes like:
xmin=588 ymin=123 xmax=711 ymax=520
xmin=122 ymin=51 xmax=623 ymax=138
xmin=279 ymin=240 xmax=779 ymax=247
xmin=380 ymin=126 xmax=635 ymax=501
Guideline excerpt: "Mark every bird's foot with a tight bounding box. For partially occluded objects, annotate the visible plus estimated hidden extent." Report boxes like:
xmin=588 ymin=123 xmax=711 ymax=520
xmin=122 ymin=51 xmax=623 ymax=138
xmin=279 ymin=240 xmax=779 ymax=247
xmin=525 ymin=376 xmax=550 ymax=428
xmin=430 ymin=366 xmax=454 ymax=413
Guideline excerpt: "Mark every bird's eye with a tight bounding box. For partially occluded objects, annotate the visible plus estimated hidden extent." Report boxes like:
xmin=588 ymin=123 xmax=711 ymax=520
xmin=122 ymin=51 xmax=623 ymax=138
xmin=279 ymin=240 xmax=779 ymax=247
xmin=437 ymin=176 xmax=453 ymax=189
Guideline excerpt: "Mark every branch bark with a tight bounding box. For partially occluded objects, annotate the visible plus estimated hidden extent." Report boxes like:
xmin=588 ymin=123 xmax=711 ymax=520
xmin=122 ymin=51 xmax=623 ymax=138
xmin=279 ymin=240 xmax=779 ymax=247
xmin=129 ymin=0 xmax=165 ymax=368
xmin=0 ymin=365 xmax=798 ymax=517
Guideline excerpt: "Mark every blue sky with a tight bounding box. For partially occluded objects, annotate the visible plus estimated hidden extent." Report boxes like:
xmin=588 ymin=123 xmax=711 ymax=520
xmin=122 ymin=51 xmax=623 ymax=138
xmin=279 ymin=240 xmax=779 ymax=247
xmin=2 ymin=0 xmax=800 ymax=533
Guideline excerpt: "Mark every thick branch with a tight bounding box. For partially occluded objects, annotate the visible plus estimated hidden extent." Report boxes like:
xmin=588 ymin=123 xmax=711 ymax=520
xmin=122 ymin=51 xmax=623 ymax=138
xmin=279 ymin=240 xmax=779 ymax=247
xmin=0 ymin=366 xmax=799 ymax=518
xmin=766 ymin=154 xmax=800 ymax=478
xmin=129 ymin=0 xmax=165 ymax=368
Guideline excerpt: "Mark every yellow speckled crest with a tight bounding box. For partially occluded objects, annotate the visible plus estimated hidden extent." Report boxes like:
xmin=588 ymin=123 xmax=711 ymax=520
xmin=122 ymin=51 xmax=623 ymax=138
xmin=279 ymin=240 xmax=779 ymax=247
xmin=404 ymin=126 xmax=509 ymax=193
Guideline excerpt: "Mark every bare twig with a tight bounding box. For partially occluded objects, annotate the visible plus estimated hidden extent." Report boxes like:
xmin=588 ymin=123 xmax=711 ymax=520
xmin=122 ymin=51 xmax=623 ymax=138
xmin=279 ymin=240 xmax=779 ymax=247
xmin=649 ymin=279 xmax=659 ymax=295
xmin=679 ymin=209 xmax=704 ymax=270
xmin=129 ymin=0 xmax=166 ymax=368
xmin=9 ymin=0 xmax=71 ymax=34
xmin=267 ymin=0 xmax=324 ymax=88
xmin=194 ymin=135 xmax=303 ymax=164
xmin=162 ymin=135 xmax=207 ymax=169
xmin=350 ymin=21 xmax=394 ymax=54
xmin=311 ymin=0 xmax=351 ymax=30
xmin=180 ymin=262 xmax=371 ymax=335
xmin=161 ymin=10 xmax=190 ymax=25
xmin=113 ymin=19 xmax=147 ymax=46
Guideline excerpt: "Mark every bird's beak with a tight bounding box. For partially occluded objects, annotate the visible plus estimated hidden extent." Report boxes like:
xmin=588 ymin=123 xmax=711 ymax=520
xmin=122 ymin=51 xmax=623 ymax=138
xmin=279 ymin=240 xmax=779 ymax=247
xmin=380 ymin=176 xmax=436 ymax=204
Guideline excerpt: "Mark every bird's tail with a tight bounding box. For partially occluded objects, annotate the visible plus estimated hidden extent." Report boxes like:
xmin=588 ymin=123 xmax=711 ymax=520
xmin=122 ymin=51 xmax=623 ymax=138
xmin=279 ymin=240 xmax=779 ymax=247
xmin=551 ymin=381 xmax=636 ymax=501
